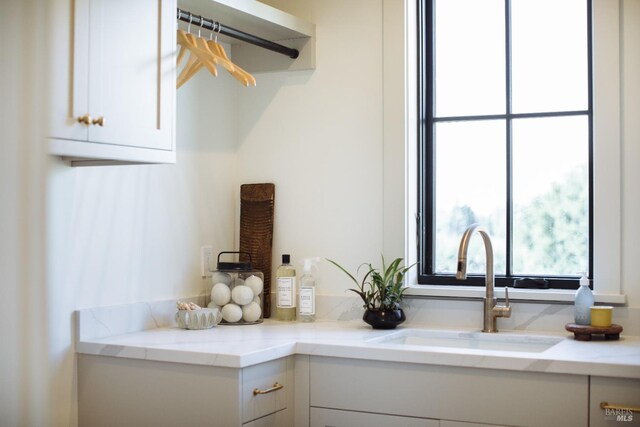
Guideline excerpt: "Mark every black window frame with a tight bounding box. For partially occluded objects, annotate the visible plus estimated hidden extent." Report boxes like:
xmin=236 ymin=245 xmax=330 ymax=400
xmin=417 ymin=0 xmax=594 ymax=290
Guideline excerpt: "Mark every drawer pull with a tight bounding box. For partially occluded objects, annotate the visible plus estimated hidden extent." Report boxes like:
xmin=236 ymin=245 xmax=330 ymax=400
xmin=253 ymin=382 xmax=283 ymax=396
xmin=600 ymin=402 xmax=640 ymax=413
xmin=92 ymin=116 xmax=105 ymax=127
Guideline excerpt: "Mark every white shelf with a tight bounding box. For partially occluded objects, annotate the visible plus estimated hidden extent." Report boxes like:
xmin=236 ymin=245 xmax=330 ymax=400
xmin=177 ymin=0 xmax=315 ymax=73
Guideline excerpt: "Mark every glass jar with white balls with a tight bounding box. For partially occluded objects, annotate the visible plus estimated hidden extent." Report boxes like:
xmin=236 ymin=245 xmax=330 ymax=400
xmin=209 ymin=252 xmax=264 ymax=325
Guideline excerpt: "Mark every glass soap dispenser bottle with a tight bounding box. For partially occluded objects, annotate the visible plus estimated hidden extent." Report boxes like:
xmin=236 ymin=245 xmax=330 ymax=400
xmin=298 ymin=257 xmax=319 ymax=322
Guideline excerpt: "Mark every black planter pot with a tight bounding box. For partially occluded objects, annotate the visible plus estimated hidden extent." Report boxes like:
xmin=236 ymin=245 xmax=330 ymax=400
xmin=362 ymin=308 xmax=406 ymax=329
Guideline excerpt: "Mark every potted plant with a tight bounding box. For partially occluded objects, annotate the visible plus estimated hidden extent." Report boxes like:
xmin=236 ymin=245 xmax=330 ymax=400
xmin=327 ymin=256 xmax=417 ymax=329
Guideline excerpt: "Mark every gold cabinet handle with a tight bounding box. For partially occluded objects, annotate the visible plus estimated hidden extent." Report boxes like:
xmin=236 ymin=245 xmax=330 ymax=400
xmin=601 ymin=402 xmax=640 ymax=413
xmin=77 ymin=114 xmax=92 ymax=125
xmin=253 ymin=382 xmax=283 ymax=396
xmin=92 ymin=116 xmax=105 ymax=127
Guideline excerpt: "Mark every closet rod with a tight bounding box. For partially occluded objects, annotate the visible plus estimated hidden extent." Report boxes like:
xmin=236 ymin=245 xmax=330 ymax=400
xmin=177 ymin=8 xmax=299 ymax=59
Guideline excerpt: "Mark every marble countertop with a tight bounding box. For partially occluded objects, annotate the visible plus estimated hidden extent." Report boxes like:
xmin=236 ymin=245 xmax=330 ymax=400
xmin=76 ymin=313 xmax=640 ymax=379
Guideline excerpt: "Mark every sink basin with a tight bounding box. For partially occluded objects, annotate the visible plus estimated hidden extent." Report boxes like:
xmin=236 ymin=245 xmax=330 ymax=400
xmin=368 ymin=329 xmax=563 ymax=353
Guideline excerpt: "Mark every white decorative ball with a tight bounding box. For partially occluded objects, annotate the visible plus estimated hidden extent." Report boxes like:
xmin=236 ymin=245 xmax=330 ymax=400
xmin=211 ymin=271 xmax=232 ymax=286
xmin=221 ymin=303 xmax=242 ymax=323
xmin=211 ymin=282 xmax=231 ymax=306
xmin=252 ymin=295 xmax=261 ymax=305
xmin=245 ymin=275 xmax=264 ymax=296
xmin=242 ymin=302 xmax=262 ymax=322
xmin=207 ymin=301 xmax=219 ymax=309
xmin=231 ymin=285 xmax=254 ymax=306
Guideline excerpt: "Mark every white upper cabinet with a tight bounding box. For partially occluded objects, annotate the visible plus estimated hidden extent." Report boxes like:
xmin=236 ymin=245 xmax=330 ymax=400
xmin=48 ymin=0 xmax=176 ymax=165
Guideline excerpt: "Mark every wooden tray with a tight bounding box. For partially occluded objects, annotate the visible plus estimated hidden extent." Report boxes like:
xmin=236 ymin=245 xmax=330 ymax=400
xmin=565 ymin=323 xmax=623 ymax=341
xmin=239 ymin=184 xmax=275 ymax=318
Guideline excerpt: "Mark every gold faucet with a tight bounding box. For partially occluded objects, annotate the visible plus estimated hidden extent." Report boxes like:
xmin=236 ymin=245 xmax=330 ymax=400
xmin=456 ymin=224 xmax=511 ymax=332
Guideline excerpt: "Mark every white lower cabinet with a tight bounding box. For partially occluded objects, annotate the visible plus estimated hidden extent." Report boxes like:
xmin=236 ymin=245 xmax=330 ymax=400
xmin=77 ymin=355 xmax=293 ymax=426
xmin=307 ymin=356 xmax=588 ymax=427
xmin=589 ymin=377 xmax=640 ymax=427
xmin=78 ymin=352 xmax=636 ymax=427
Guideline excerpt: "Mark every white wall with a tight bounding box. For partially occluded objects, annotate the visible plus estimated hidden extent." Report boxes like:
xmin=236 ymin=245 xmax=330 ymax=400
xmin=620 ymin=0 xmax=640 ymax=308
xmin=1 ymin=1 xmax=49 ymax=426
xmin=237 ymin=0 xmax=386 ymax=287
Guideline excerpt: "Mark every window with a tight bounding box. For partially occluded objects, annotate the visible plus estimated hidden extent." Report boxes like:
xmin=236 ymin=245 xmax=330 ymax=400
xmin=417 ymin=0 xmax=592 ymax=289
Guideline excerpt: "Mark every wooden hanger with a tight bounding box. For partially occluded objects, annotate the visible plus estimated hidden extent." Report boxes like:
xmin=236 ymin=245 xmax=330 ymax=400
xmin=205 ymin=39 xmax=246 ymax=86
xmin=209 ymin=36 xmax=256 ymax=87
xmin=194 ymin=35 xmax=220 ymax=76
xmin=177 ymin=19 xmax=200 ymax=68
xmin=176 ymin=22 xmax=257 ymax=88
xmin=176 ymin=29 xmax=192 ymax=67
xmin=204 ymin=35 xmax=234 ymax=72
xmin=177 ymin=29 xmax=221 ymax=88
xmin=177 ymin=29 xmax=202 ymax=86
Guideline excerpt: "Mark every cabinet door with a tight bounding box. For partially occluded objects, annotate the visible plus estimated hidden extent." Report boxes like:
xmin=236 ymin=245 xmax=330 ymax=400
xmin=78 ymin=355 xmax=242 ymax=427
xmin=48 ymin=0 xmax=175 ymax=164
xmin=310 ymin=407 xmax=438 ymax=427
xmin=590 ymin=376 xmax=640 ymax=427
xmin=87 ymin=0 xmax=174 ymax=151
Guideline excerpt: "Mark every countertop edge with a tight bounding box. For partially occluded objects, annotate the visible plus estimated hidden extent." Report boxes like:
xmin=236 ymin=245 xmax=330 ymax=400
xmin=76 ymin=323 xmax=640 ymax=379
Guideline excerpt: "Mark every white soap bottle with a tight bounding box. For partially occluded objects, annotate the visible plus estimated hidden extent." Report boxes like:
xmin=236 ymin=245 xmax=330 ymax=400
xmin=298 ymin=258 xmax=319 ymax=322
xmin=275 ymin=254 xmax=296 ymax=321
xmin=574 ymin=273 xmax=594 ymax=325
